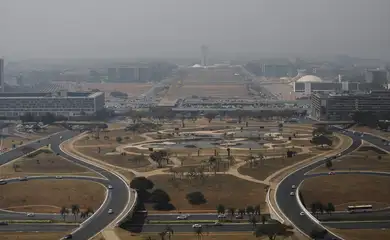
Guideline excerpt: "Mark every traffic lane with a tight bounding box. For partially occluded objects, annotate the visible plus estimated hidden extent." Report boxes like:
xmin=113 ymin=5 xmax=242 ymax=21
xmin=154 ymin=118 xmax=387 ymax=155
xmin=54 ymin=136 xmax=131 ymax=240
xmin=0 ymin=224 xmax=76 ymax=232
xmin=306 ymin=171 xmax=390 ymax=178
xmin=143 ymin=224 xmax=254 ymax=232
xmin=324 ymin=221 xmax=390 ymax=229
xmin=276 ymin=136 xmax=361 ymax=239
xmin=0 ymin=213 xmax=64 ymax=221
xmin=2 ymin=175 xmax=108 ymax=184
xmin=147 ymin=214 xmax=231 ymax=221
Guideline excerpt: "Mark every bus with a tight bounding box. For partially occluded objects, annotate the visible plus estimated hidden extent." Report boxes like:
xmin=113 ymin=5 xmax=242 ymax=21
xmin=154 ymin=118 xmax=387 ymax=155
xmin=347 ymin=205 xmax=373 ymax=213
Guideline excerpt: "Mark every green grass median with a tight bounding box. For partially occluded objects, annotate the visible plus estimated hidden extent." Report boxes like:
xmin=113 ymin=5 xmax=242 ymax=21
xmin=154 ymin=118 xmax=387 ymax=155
xmin=149 ymin=220 xmax=216 ymax=224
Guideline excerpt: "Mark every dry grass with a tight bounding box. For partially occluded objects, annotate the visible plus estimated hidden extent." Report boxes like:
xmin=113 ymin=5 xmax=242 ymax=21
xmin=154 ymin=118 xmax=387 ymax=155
xmin=0 ymin=179 xmax=106 ymax=213
xmin=147 ymin=175 xmax=267 ymax=211
xmin=0 ymin=150 xmax=95 ymax=179
xmin=0 ymin=232 xmax=68 ymax=240
xmin=331 ymin=228 xmax=390 ymax=240
xmin=300 ymin=175 xmax=390 ymax=210
xmin=238 ymin=153 xmax=315 ymax=181
xmin=81 ymin=83 xmax=152 ymax=97
xmin=312 ymin=147 xmax=390 ymax=173
xmin=74 ymin=130 xmax=146 ymax=146
xmin=75 ymin=146 xmax=150 ymax=169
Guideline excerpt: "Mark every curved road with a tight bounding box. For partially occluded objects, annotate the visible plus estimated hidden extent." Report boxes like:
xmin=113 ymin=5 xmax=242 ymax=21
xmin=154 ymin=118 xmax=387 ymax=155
xmin=276 ymin=128 xmax=390 ymax=239
xmin=0 ymin=130 xmax=133 ymax=239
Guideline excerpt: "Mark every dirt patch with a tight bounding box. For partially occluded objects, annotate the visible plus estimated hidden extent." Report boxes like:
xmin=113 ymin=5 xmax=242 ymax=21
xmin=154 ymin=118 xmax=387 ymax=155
xmin=75 ymin=146 xmax=150 ymax=169
xmin=300 ymin=175 xmax=390 ymax=210
xmin=0 ymin=150 xmax=96 ymax=178
xmin=238 ymin=153 xmax=314 ymax=181
xmin=147 ymin=175 xmax=267 ymax=211
xmin=74 ymin=130 xmax=146 ymax=146
xmin=0 ymin=180 xmax=106 ymax=213
xmin=81 ymin=83 xmax=153 ymax=97
xmin=0 ymin=232 xmax=69 ymax=240
xmin=331 ymin=228 xmax=390 ymax=240
xmin=312 ymin=149 xmax=390 ymax=173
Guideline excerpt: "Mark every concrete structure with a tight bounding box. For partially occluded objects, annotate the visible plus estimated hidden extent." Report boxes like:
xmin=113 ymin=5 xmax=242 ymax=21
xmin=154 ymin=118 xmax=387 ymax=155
xmin=118 ymin=67 xmax=136 ymax=82
xmin=107 ymin=68 xmax=117 ymax=82
xmin=0 ymin=58 xmax=4 ymax=92
xmin=296 ymin=75 xmax=323 ymax=83
xmin=201 ymin=45 xmax=209 ymax=66
xmin=294 ymin=81 xmax=360 ymax=94
xmin=0 ymin=91 xmax=105 ymax=118
xmin=365 ymin=69 xmax=388 ymax=88
xmin=311 ymin=90 xmax=390 ymax=121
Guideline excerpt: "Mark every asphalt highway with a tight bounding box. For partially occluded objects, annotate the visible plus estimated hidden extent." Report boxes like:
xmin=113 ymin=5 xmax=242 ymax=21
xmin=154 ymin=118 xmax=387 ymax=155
xmin=276 ymin=131 xmax=362 ymax=240
xmin=143 ymin=223 xmax=255 ymax=232
xmin=324 ymin=220 xmax=390 ymax=229
xmin=0 ymin=130 xmax=133 ymax=239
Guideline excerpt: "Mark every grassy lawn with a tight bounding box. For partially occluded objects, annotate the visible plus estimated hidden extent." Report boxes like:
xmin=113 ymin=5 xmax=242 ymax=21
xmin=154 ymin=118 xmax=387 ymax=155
xmin=75 ymin=146 xmax=150 ymax=169
xmin=0 ymin=232 xmax=69 ymax=240
xmin=238 ymin=153 xmax=315 ymax=181
xmin=147 ymin=174 xmax=267 ymax=211
xmin=0 ymin=149 xmax=96 ymax=178
xmin=300 ymin=175 xmax=390 ymax=211
xmin=331 ymin=228 xmax=390 ymax=240
xmin=74 ymin=129 xmax=146 ymax=146
xmin=312 ymin=147 xmax=390 ymax=173
xmin=0 ymin=179 xmax=106 ymax=213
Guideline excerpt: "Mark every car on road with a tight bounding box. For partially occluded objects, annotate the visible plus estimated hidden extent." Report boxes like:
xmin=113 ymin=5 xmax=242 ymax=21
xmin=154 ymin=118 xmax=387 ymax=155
xmin=214 ymin=221 xmax=223 ymax=226
xmin=328 ymin=171 xmax=335 ymax=175
xmin=27 ymin=213 xmax=35 ymax=217
xmin=62 ymin=234 xmax=72 ymax=239
xmin=19 ymin=176 xmax=28 ymax=181
xmin=60 ymin=136 xmax=63 ymax=140
xmin=108 ymin=185 xmax=113 ymax=189
xmin=56 ymin=176 xmax=63 ymax=179
xmin=289 ymin=192 xmax=295 ymax=196
xmin=300 ymin=212 xmax=305 ymax=216
xmin=0 ymin=221 xmax=8 ymax=226
xmin=217 ymin=214 xmax=226 ymax=219
xmin=176 ymin=215 xmax=188 ymax=220
xmin=336 ymin=153 xmax=341 ymax=157
xmin=0 ymin=180 xmax=6 ymax=185
xmin=108 ymin=209 xmax=114 ymax=214
xmin=235 ymin=215 xmax=243 ymax=219
xmin=192 ymin=224 xmax=202 ymax=228
xmin=291 ymin=185 xmax=296 ymax=189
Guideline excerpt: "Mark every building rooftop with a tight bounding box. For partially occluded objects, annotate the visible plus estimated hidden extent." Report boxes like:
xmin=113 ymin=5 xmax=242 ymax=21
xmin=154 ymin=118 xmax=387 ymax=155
xmin=0 ymin=91 xmax=103 ymax=98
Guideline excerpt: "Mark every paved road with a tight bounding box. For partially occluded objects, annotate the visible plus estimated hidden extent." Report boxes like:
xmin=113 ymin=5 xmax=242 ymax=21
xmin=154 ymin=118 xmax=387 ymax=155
xmin=0 ymin=130 xmax=133 ymax=239
xmin=324 ymin=220 xmax=390 ymax=229
xmin=143 ymin=223 xmax=255 ymax=232
xmin=276 ymin=131 xmax=362 ymax=240
xmin=0 ymin=223 xmax=76 ymax=232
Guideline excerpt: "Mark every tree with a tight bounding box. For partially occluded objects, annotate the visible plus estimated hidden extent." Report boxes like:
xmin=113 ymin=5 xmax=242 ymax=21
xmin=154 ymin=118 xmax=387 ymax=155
xmin=216 ymin=204 xmax=225 ymax=214
xmin=71 ymin=204 xmax=80 ymax=221
xmin=238 ymin=208 xmax=246 ymax=217
xmin=204 ymin=112 xmax=217 ymax=123
xmin=254 ymin=222 xmax=293 ymax=240
xmin=165 ymin=225 xmax=174 ymax=240
xmin=310 ymin=228 xmax=328 ymax=240
xmin=246 ymin=205 xmax=254 ymax=215
xmin=261 ymin=215 xmax=267 ymax=224
xmin=158 ymin=231 xmax=166 ymax=240
xmin=116 ymin=136 xmax=123 ymax=143
xmin=325 ymin=159 xmax=333 ymax=169
xmin=249 ymin=215 xmax=258 ymax=229
xmin=254 ymin=204 xmax=261 ymax=215
xmin=326 ymin=202 xmax=335 ymax=215
xmin=60 ymin=206 xmax=68 ymax=221
xmin=310 ymin=203 xmax=317 ymax=216
xmin=186 ymin=191 xmax=206 ymax=205
xmin=312 ymin=126 xmax=332 ymax=136
xmin=150 ymin=150 xmax=169 ymax=168
xmin=130 ymin=177 xmax=154 ymax=191
xmin=41 ymin=112 xmax=56 ymax=125
xmin=311 ymin=135 xmax=333 ymax=147
xmin=228 ymin=207 xmax=236 ymax=220
xmin=150 ymin=189 xmax=171 ymax=204
xmin=194 ymin=226 xmax=203 ymax=240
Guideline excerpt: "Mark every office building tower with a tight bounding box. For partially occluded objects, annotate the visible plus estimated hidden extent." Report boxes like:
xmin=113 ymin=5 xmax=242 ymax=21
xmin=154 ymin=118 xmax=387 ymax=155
xmin=107 ymin=68 xmax=117 ymax=82
xmin=0 ymin=58 xmax=4 ymax=92
xmin=365 ymin=69 xmax=388 ymax=89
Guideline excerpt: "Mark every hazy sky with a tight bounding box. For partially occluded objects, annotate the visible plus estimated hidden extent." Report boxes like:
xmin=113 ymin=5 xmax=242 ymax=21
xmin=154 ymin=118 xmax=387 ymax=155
xmin=1 ymin=0 xmax=390 ymax=60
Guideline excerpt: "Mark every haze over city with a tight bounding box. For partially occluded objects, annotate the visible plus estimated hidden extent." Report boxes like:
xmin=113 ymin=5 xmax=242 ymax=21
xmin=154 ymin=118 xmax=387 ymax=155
xmin=2 ymin=0 xmax=390 ymax=60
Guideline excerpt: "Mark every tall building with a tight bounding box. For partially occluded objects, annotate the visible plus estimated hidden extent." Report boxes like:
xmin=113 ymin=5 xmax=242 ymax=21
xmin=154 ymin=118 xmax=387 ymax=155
xmin=137 ymin=67 xmax=151 ymax=82
xmin=201 ymin=45 xmax=209 ymax=66
xmin=365 ymin=69 xmax=388 ymax=89
xmin=0 ymin=58 xmax=4 ymax=92
xmin=118 ymin=67 xmax=136 ymax=82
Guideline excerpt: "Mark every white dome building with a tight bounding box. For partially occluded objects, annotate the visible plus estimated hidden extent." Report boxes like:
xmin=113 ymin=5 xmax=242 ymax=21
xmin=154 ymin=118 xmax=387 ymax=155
xmin=296 ymin=75 xmax=323 ymax=83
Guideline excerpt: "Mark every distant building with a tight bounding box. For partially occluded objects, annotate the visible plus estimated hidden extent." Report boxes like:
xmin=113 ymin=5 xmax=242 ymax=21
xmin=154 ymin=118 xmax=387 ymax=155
xmin=293 ymin=75 xmax=360 ymax=95
xmin=118 ymin=67 xmax=136 ymax=82
xmin=107 ymin=68 xmax=117 ymax=82
xmin=0 ymin=58 xmax=4 ymax=92
xmin=0 ymin=91 xmax=105 ymax=118
xmin=201 ymin=45 xmax=209 ymax=66
xmin=137 ymin=67 xmax=151 ymax=82
xmin=365 ymin=69 xmax=388 ymax=89
xmin=311 ymin=90 xmax=390 ymax=121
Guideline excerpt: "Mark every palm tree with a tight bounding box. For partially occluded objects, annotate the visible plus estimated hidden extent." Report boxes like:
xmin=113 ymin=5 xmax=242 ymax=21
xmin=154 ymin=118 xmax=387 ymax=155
xmin=238 ymin=208 xmax=245 ymax=217
xmin=165 ymin=225 xmax=174 ymax=240
xmin=60 ymin=206 xmax=68 ymax=221
xmin=246 ymin=205 xmax=254 ymax=216
xmin=261 ymin=215 xmax=267 ymax=224
xmin=249 ymin=215 xmax=258 ymax=230
xmin=85 ymin=207 xmax=94 ymax=217
xmin=71 ymin=204 xmax=80 ymax=222
xmin=216 ymin=204 xmax=225 ymax=215
xmin=158 ymin=231 xmax=166 ymax=240
xmin=194 ymin=227 xmax=203 ymax=240
xmin=254 ymin=204 xmax=261 ymax=216
xmin=310 ymin=203 xmax=317 ymax=217
xmin=228 ymin=207 xmax=236 ymax=220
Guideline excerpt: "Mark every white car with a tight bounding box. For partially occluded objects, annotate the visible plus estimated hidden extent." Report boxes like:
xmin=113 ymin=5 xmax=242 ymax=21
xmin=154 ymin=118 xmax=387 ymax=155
xmin=27 ymin=213 xmax=35 ymax=217
xmin=217 ymin=214 xmax=226 ymax=219
xmin=108 ymin=209 xmax=113 ymax=214
xmin=56 ymin=176 xmax=63 ymax=179
xmin=108 ymin=185 xmax=113 ymax=189
xmin=192 ymin=224 xmax=202 ymax=228
xmin=290 ymin=192 xmax=295 ymax=196
xmin=300 ymin=212 xmax=305 ymax=216
xmin=176 ymin=215 xmax=188 ymax=220
xmin=214 ymin=221 xmax=223 ymax=226
xmin=291 ymin=185 xmax=296 ymax=189
xmin=60 ymin=136 xmax=63 ymax=140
